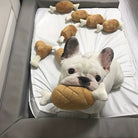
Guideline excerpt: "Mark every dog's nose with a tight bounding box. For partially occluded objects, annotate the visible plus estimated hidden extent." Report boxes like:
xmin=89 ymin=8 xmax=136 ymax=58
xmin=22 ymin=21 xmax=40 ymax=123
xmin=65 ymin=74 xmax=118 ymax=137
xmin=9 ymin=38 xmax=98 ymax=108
xmin=78 ymin=77 xmax=90 ymax=86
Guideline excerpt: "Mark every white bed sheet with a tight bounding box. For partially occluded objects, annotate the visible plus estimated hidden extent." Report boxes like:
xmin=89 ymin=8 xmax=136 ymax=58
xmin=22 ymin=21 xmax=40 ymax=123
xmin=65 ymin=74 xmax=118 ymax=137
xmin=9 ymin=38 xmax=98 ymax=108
xmin=29 ymin=8 xmax=138 ymax=118
xmin=119 ymin=0 xmax=138 ymax=78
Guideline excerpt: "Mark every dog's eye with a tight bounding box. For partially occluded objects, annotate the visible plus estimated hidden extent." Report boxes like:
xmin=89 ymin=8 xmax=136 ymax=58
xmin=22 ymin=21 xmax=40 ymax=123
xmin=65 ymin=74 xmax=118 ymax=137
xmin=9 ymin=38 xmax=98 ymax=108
xmin=68 ymin=68 xmax=75 ymax=74
xmin=95 ymin=75 xmax=101 ymax=82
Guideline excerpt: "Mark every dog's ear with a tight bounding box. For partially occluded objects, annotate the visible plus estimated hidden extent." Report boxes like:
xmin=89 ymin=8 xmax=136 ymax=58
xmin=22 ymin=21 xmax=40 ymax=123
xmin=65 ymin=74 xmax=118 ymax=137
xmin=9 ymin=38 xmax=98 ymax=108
xmin=61 ymin=37 xmax=79 ymax=59
xmin=98 ymin=47 xmax=114 ymax=71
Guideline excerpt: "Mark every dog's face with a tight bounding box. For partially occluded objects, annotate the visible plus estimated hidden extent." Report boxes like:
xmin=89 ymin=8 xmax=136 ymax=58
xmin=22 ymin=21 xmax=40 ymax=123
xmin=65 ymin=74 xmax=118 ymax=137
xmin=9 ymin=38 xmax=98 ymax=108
xmin=59 ymin=37 xmax=114 ymax=91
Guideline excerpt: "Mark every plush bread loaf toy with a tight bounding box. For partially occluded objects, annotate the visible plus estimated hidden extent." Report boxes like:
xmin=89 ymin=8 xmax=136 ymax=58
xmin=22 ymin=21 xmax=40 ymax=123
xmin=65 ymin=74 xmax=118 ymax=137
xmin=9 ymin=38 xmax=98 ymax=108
xmin=30 ymin=41 xmax=52 ymax=68
xmin=40 ymin=85 xmax=95 ymax=110
xmin=40 ymin=82 xmax=107 ymax=110
xmin=97 ymin=19 xmax=123 ymax=33
xmin=51 ymin=85 xmax=95 ymax=110
xmin=80 ymin=14 xmax=105 ymax=28
xmin=50 ymin=1 xmax=80 ymax=14
xmin=65 ymin=10 xmax=88 ymax=22
xmin=58 ymin=24 xmax=80 ymax=43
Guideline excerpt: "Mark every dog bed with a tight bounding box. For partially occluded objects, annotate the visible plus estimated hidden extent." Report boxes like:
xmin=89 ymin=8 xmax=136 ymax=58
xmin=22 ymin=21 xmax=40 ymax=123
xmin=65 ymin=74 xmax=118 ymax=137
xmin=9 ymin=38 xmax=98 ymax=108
xmin=29 ymin=8 xmax=138 ymax=118
xmin=1 ymin=0 xmax=138 ymax=137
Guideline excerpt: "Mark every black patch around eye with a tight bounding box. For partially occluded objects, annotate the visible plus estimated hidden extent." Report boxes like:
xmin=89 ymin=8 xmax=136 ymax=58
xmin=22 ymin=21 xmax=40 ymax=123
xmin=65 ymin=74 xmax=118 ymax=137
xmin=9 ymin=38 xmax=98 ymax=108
xmin=68 ymin=68 xmax=75 ymax=74
xmin=95 ymin=75 xmax=101 ymax=82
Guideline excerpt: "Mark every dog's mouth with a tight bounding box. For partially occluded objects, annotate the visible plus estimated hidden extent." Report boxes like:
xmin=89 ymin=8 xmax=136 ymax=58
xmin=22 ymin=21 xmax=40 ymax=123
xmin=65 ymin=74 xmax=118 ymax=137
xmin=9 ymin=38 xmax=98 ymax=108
xmin=60 ymin=76 xmax=99 ymax=91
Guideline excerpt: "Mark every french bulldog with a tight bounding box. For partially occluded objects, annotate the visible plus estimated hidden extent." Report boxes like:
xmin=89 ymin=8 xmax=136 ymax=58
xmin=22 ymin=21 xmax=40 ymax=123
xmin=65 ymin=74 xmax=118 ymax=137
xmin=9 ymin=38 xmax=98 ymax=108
xmin=40 ymin=36 xmax=123 ymax=115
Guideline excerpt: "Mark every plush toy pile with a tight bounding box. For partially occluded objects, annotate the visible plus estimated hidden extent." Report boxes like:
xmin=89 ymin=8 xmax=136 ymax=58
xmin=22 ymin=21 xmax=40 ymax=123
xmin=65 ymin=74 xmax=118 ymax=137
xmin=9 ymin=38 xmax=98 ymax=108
xmin=50 ymin=1 xmax=122 ymax=44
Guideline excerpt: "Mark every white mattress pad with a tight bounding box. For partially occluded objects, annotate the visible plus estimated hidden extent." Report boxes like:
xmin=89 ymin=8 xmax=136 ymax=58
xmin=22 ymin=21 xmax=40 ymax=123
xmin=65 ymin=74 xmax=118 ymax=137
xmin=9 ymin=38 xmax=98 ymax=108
xmin=30 ymin=8 xmax=138 ymax=117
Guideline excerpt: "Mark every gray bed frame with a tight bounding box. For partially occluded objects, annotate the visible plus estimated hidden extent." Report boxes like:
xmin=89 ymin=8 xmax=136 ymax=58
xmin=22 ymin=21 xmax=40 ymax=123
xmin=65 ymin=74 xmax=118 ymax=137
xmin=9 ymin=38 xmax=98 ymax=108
xmin=0 ymin=0 xmax=138 ymax=137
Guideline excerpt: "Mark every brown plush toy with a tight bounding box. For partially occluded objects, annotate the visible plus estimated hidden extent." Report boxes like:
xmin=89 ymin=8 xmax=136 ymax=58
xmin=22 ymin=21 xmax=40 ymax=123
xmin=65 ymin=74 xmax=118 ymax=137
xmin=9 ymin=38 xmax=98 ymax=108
xmin=80 ymin=14 xmax=105 ymax=28
xmin=58 ymin=24 xmax=80 ymax=43
xmin=51 ymin=85 xmax=95 ymax=110
xmin=30 ymin=41 xmax=52 ymax=68
xmin=55 ymin=48 xmax=64 ymax=63
xmin=97 ymin=19 xmax=123 ymax=33
xmin=65 ymin=10 xmax=88 ymax=22
xmin=40 ymin=82 xmax=107 ymax=110
xmin=50 ymin=1 xmax=80 ymax=14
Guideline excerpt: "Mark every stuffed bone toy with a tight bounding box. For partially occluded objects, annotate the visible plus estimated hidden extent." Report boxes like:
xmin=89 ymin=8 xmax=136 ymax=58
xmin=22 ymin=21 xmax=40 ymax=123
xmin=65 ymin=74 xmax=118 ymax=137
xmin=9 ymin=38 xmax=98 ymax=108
xmin=40 ymin=37 xmax=123 ymax=113
xmin=30 ymin=41 xmax=52 ymax=68
xmin=97 ymin=19 xmax=123 ymax=33
xmin=58 ymin=23 xmax=80 ymax=43
xmin=80 ymin=14 xmax=105 ymax=28
xmin=65 ymin=10 xmax=88 ymax=22
xmin=50 ymin=1 xmax=80 ymax=14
